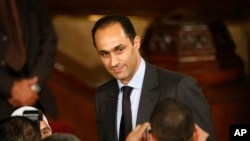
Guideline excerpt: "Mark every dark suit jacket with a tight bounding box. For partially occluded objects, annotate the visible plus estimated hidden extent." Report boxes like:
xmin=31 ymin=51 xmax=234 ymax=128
xmin=95 ymin=62 xmax=216 ymax=141
xmin=0 ymin=0 xmax=58 ymax=119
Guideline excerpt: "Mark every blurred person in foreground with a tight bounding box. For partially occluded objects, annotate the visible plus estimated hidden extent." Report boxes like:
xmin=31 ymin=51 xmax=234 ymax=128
xmin=42 ymin=133 xmax=81 ymax=141
xmin=11 ymin=106 xmax=52 ymax=139
xmin=126 ymin=98 xmax=209 ymax=141
xmin=0 ymin=116 xmax=41 ymax=141
xmin=0 ymin=0 xmax=58 ymax=119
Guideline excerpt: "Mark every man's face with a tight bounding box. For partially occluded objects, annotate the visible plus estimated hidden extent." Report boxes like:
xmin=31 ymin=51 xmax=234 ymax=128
xmin=40 ymin=120 xmax=52 ymax=139
xmin=94 ymin=23 xmax=141 ymax=85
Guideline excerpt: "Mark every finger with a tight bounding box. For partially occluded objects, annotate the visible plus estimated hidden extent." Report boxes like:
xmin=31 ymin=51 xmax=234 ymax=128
xmin=32 ymin=76 xmax=39 ymax=82
xmin=28 ymin=76 xmax=39 ymax=84
xmin=8 ymin=98 xmax=19 ymax=107
xmin=142 ymin=122 xmax=150 ymax=129
xmin=133 ymin=124 xmax=142 ymax=132
xmin=141 ymin=122 xmax=151 ymax=140
xmin=140 ymin=122 xmax=150 ymax=132
xmin=26 ymin=93 xmax=39 ymax=105
xmin=136 ymin=122 xmax=151 ymax=135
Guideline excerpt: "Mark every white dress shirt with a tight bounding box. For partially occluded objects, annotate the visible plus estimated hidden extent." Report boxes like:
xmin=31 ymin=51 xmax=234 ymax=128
xmin=116 ymin=58 xmax=146 ymax=137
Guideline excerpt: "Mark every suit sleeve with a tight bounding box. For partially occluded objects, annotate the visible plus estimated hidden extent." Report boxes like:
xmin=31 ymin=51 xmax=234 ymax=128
xmin=175 ymin=76 xmax=217 ymax=141
xmin=0 ymin=69 xmax=14 ymax=97
xmin=95 ymin=88 xmax=106 ymax=141
xmin=28 ymin=0 xmax=57 ymax=89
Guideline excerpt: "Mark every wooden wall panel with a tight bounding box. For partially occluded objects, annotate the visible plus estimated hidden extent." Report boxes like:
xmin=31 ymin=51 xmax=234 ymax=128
xmin=48 ymin=69 xmax=99 ymax=141
xmin=45 ymin=0 xmax=250 ymax=19
xmin=203 ymin=82 xmax=250 ymax=141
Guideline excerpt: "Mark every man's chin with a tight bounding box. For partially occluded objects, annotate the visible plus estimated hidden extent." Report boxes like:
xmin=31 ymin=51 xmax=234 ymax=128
xmin=113 ymin=74 xmax=126 ymax=80
xmin=113 ymin=75 xmax=124 ymax=80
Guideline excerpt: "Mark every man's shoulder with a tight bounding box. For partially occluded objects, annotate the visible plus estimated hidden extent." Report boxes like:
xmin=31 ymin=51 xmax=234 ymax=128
xmin=145 ymin=62 xmax=197 ymax=83
xmin=95 ymin=79 xmax=119 ymax=99
xmin=146 ymin=62 xmax=186 ymax=78
xmin=97 ymin=78 xmax=117 ymax=91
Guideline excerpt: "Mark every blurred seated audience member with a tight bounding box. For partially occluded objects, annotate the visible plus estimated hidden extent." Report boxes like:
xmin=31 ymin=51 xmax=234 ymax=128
xmin=42 ymin=133 xmax=81 ymax=141
xmin=11 ymin=106 xmax=52 ymax=139
xmin=126 ymin=98 xmax=209 ymax=141
xmin=0 ymin=116 xmax=41 ymax=141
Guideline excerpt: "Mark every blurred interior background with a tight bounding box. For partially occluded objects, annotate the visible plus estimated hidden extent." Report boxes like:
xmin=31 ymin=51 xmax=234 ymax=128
xmin=44 ymin=0 xmax=250 ymax=140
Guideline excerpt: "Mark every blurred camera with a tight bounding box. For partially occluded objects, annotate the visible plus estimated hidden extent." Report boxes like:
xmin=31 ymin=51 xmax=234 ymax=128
xmin=146 ymin=126 xmax=151 ymax=141
xmin=23 ymin=110 xmax=42 ymax=128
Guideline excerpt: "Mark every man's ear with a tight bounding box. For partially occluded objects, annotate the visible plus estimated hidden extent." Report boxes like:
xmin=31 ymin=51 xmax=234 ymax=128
xmin=193 ymin=124 xmax=209 ymax=141
xmin=192 ymin=126 xmax=199 ymax=141
xmin=133 ymin=35 xmax=141 ymax=50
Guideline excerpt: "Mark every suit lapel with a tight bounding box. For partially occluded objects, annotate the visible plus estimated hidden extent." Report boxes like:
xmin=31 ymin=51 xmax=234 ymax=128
xmin=136 ymin=63 xmax=161 ymax=124
xmin=101 ymin=80 xmax=119 ymax=141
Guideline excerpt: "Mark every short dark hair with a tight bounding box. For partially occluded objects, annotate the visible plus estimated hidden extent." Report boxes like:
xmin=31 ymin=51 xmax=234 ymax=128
xmin=43 ymin=133 xmax=81 ymax=141
xmin=0 ymin=116 xmax=41 ymax=141
xmin=150 ymin=98 xmax=195 ymax=141
xmin=91 ymin=14 xmax=137 ymax=47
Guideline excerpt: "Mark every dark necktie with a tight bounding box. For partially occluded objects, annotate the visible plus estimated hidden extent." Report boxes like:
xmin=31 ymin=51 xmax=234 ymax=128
xmin=119 ymin=86 xmax=133 ymax=141
xmin=0 ymin=0 xmax=26 ymax=71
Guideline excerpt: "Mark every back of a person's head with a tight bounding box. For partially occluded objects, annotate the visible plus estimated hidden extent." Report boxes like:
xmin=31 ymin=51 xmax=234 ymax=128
xmin=11 ymin=106 xmax=51 ymax=130
xmin=0 ymin=116 xmax=41 ymax=141
xmin=150 ymin=98 xmax=195 ymax=141
xmin=42 ymin=133 xmax=81 ymax=141
xmin=11 ymin=106 xmax=52 ymax=139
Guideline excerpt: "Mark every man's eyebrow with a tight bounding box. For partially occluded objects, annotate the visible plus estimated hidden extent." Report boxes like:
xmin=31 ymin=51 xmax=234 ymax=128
xmin=41 ymin=127 xmax=51 ymax=131
xmin=98 ymin=50 xmax=109 ymax=54
xmin=98 ymin=44 xmax=124 ymax=54
xmin=113 ymin=44 xmax=125 ymax=50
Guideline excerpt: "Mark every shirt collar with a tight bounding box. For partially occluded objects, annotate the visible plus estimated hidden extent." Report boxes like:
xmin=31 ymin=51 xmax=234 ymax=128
xmin=118 ymin=58 xmax=146 ymax=90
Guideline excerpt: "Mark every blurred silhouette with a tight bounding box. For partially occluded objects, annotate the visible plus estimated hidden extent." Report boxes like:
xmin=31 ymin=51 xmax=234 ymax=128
xmin=0 ymin=116 xmax=41 ymax=141
xmin=11 ymin=106 xmax=53 ymax=139
xmin=0 ymin=0 xmax=58 ymax=119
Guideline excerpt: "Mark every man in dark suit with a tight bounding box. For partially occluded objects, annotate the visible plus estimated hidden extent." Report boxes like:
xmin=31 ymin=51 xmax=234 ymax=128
xmin=91 ymin=14 xmax=216 ymax=141
xmin=0 ymin=0 xmax=58 ymax=119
